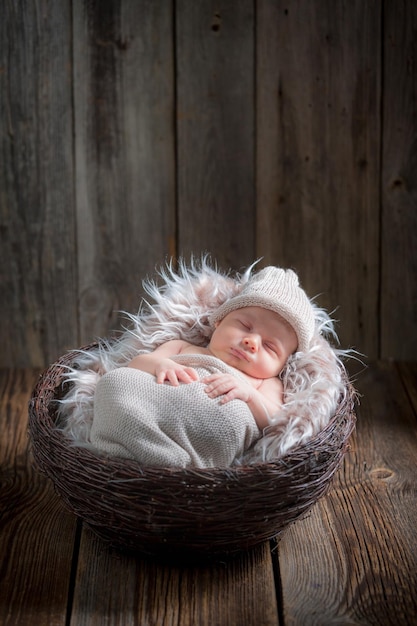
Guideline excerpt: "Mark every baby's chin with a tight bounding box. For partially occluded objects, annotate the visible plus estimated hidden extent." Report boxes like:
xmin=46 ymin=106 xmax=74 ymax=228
xmin=227 ymin=360 xmax=271 ymax=381
xmin=240 ymin=364 xmax=283 ymax=380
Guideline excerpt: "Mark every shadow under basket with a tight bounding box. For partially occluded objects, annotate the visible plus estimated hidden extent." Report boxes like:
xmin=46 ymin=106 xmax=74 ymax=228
xmin=28 ymin=347 xmax=356 ymax=561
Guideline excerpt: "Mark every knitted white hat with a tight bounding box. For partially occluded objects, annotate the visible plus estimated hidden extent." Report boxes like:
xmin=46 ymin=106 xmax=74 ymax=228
xmin=209 ymin=266 xmax=315 ymax=352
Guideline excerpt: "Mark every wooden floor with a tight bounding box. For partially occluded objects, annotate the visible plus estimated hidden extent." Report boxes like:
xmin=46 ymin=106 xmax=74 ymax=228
xmin=1 ymin=361 xmax=417 ymax=625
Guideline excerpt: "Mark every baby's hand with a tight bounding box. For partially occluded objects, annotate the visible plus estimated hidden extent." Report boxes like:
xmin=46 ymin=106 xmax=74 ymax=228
xmin=155 ymin=359 xmax=199 ymax=386
xmin=202 ymin=373 xmax=252 ymax=404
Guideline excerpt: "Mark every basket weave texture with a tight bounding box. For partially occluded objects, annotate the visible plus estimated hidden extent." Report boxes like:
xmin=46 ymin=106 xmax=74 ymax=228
xmin=29 ymin=346 xmax=356 ymax=560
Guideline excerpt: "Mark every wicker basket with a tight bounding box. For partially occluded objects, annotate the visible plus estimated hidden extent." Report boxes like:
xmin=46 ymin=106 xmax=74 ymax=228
xmin=28 ymin=345 xmax=356 ymax=561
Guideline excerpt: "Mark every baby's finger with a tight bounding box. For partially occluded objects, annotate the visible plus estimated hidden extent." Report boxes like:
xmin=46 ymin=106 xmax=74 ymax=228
xmin=205 ymin=380 xmax=234 ymax=398
xmin=203 ymin=380 xmax=222 ymax=394
xmin=166 ymin=370 xmax=180 ymax=386
xmin=202 ymin=373 xmax=223 ymax=384
xmin=220 ymin=389 xmax=239 ymax=404
xmin=184 ymin=367 xmax=199 ymax=381
xmin=156 ymin=370 xmax=168 ymax=384
xmin=177 ymin=367 xmax=198 ymax=383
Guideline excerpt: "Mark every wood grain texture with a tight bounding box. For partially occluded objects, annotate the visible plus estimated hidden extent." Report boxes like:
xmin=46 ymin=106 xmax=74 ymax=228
xmin=256 ymin=0 xmax=381 ymax=358
xmin=0 ymin=370 xmax=77 ymax=626
xmin=1 ymin=3 xmax=416 ymax=366
xmin=397 ymin=362 xmax=417 ymax=415
xmin=2 ymin=364 xmax=417 ymax=624
xmin=381 ymin=1 xmax=417 ymax=360
xmin=176 ymin=0 xmax=255 ymax=270
xmin=73 ymin=0 xmax=176 ymax=344
xmin=278 ymin=361 xmax=417 ymax=625
xmin=0 ymin=1 xmax=78 ymax=367
xmin=69 ymin=528 xmax=278 ymax=626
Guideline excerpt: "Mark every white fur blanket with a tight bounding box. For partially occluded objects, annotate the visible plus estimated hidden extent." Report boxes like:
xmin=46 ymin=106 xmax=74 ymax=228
xmin=57 ymin=257 xmax=352 ymax=465
xmin=91 ymin=355 xmax=260 ymax=468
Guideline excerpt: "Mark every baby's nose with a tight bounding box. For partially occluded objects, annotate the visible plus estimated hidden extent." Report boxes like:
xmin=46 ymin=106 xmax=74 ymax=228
xmin=243 ymin=337 xmax=257 ymax=352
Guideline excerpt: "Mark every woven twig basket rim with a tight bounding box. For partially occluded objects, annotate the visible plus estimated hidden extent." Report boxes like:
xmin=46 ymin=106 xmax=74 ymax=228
xmin=28 ymin=345 xmax=356 ymax=559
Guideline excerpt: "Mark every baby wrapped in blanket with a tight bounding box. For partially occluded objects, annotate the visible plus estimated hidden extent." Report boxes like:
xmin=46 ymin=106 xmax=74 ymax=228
xmin=92 ymin=355 xmax=260 ymax=468
xmin=91 ymin=266 xmax=316 ymax=468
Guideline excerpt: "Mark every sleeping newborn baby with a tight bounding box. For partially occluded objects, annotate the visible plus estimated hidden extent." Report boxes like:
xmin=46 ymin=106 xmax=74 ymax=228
xmin=91 ymin=266 xmax=316 ymax=468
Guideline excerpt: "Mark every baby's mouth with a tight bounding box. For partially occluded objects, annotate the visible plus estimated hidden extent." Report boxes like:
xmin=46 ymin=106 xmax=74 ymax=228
xmin=230 ymin=347 xmax=250 ymax=362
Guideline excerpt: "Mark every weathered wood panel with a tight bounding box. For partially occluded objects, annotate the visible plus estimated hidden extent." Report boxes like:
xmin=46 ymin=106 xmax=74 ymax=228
xmin=73 ymin=0 xmax=176 ymax=345
xmin=0 ymin=1 xmax=78 ymax=367
xmin=69 ymin=530 xmax=278 ymax=625
xmin=278 ymin=361 xmax=417 ymax=625
xmin=381 ymin=1 xmax=417 ymax=360
xmin=0 ymin=369 xmax=77 ymax=626
xmin=1 ymin=2 xmax=417 ymax=367
xmin=397 ymin=361 xmax=417 ymax=413
xmin=176 ymin=0 xmax=255 ymax=270
xmin=256 ymin=0 xmax=381 ymax=358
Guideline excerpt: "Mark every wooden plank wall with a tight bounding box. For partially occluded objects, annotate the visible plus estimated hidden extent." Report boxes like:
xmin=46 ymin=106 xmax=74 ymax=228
xmin=1 ymin=0 xmax=416 ymax=368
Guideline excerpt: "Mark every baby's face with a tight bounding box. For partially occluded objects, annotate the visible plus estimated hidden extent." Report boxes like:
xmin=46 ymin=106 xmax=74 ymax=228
xmin=208 ymin=306 xmax=298 ymax=379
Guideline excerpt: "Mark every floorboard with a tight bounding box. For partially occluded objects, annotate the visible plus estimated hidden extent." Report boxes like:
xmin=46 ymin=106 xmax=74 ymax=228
xmin=278 ymin=361 xmax=417 ymax=625
xmin=0 ymin=370 xmax=77 ymax=626
xmin=1 ymin=363 xmax=416 ymax=625
xmin=69 ymin=529 xmax=278 ymax=626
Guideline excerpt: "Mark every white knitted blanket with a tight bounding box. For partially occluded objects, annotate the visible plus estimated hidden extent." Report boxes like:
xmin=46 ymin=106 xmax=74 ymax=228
xmin=91 ymin=354 xmax=260 ymax=468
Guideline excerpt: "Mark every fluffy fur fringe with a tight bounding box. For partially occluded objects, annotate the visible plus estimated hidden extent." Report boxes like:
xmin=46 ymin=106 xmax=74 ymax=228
xmin=57 ymin=256 xmax=352 ymax=464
